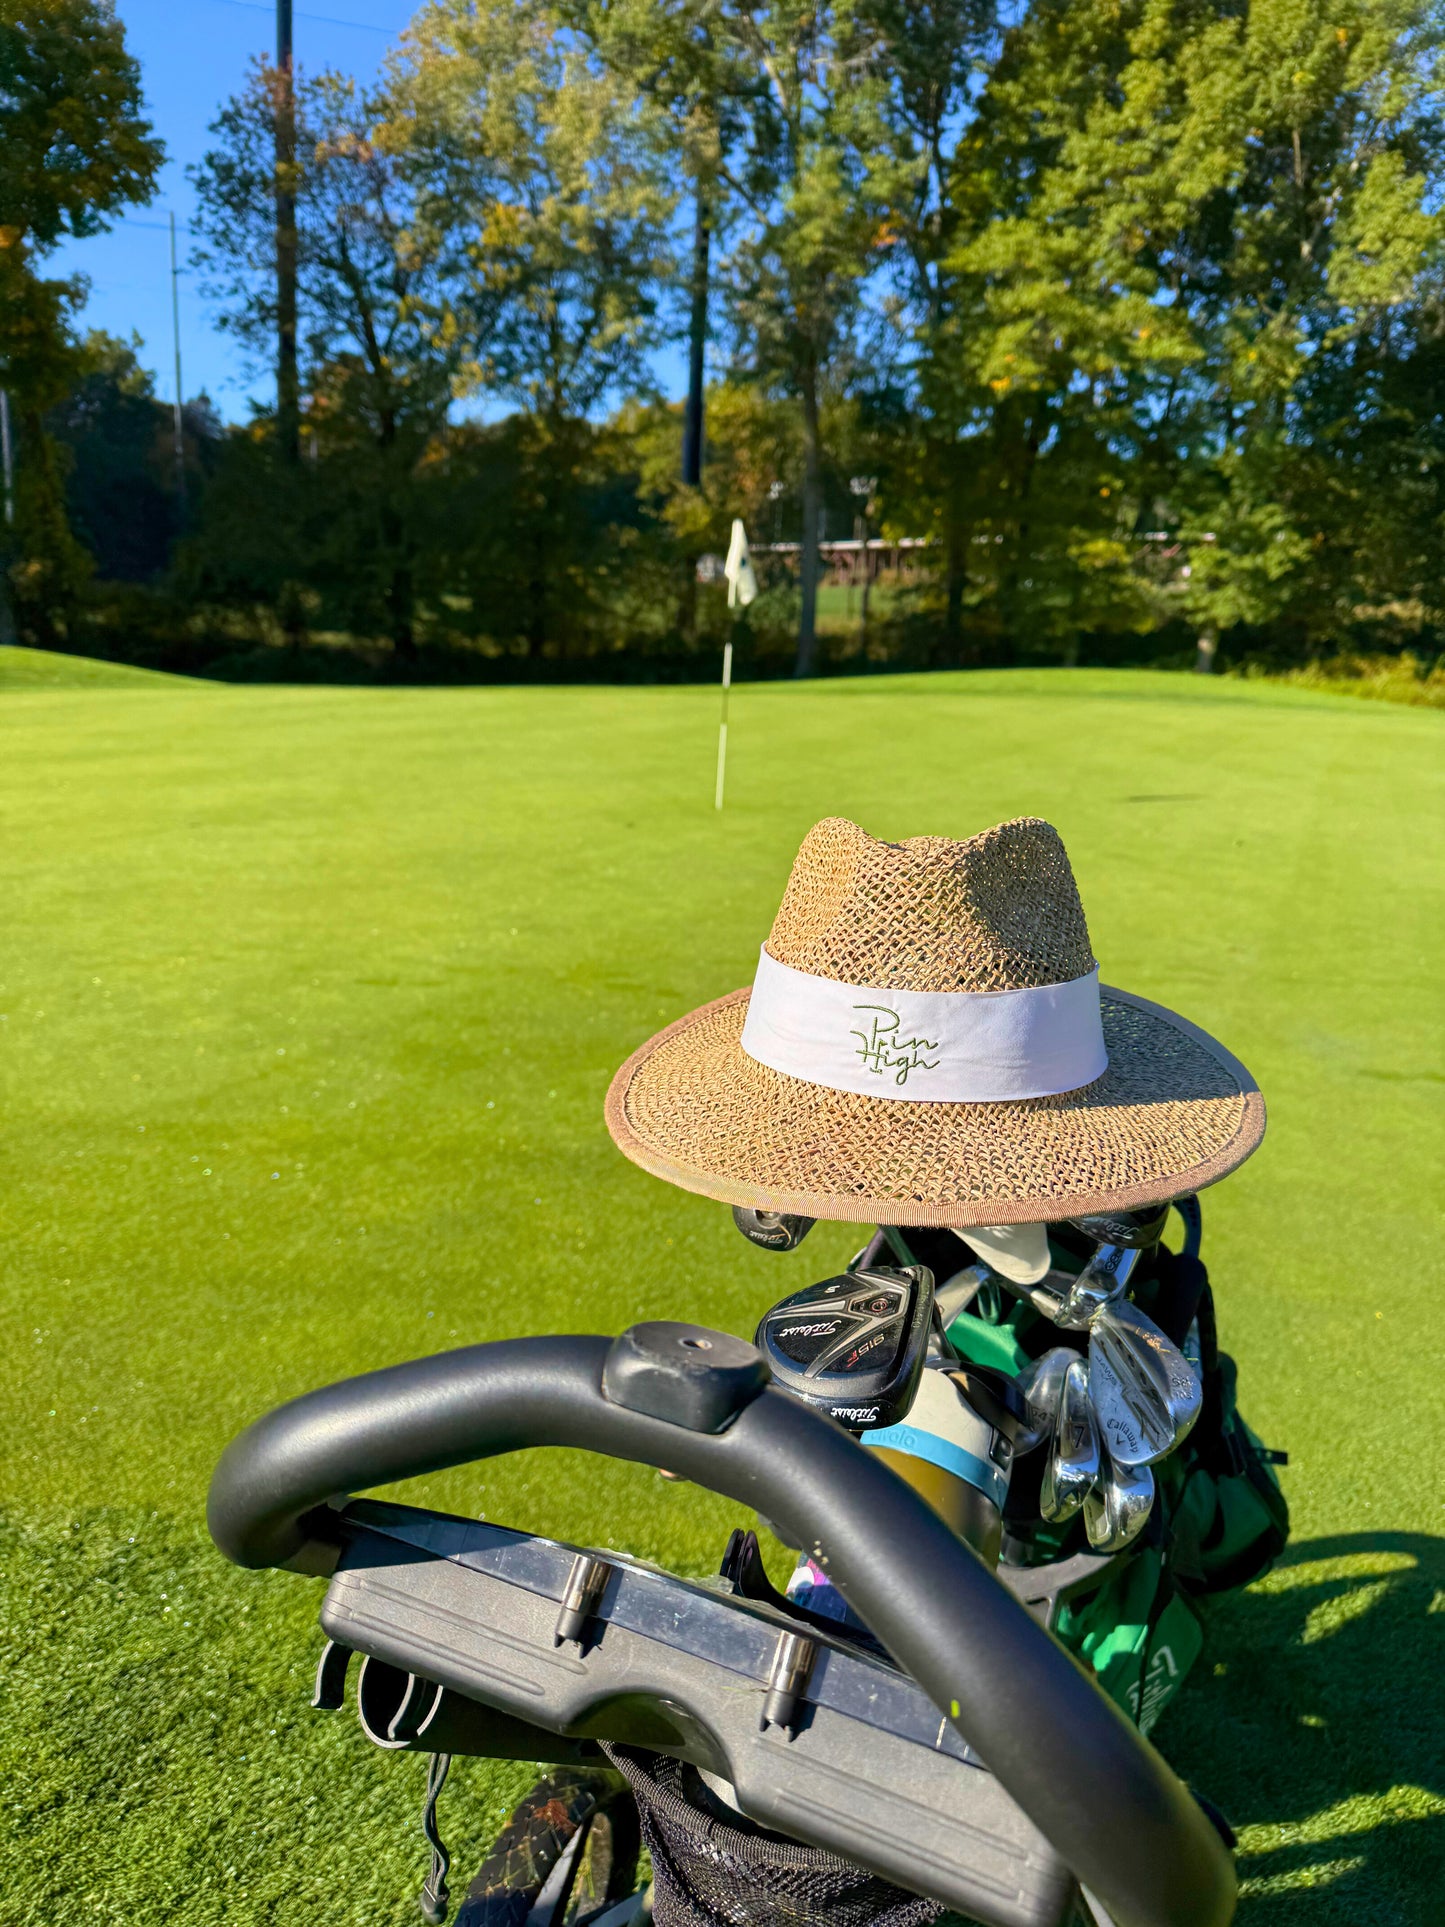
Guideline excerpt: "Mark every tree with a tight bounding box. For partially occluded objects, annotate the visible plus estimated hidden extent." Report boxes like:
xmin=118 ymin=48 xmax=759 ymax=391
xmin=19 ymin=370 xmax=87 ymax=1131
xmin=939 ymin=0 xmax=1445 ymax=664
xmin=702 ymin=3 xmax=894 ymax=675
xmin=0 ymin=0 xmax=162 ymax=643
xmin=389 ymin=0 xmax=675 ymax=652
xmin=190 ymin=61 xmax=463 ymax=654
xmin=47 ymin=331 xmax=216 ymax=582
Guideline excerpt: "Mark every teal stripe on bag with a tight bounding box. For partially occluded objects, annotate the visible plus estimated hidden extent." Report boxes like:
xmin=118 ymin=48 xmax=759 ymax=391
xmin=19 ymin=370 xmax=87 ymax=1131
xmin=860 ymin=1422 xmax=1009 ymax=1511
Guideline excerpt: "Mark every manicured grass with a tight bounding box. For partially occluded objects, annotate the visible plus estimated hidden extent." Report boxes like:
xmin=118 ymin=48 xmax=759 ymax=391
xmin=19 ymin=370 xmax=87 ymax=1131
xmin=0 ymin=642 xmax=182 ymax=688
xmin=2 ymin=667 xmax=1441 ymax=1925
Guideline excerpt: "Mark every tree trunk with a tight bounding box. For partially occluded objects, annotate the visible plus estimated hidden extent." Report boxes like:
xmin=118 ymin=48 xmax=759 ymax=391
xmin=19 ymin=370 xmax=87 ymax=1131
xmin=942 ymin=464 xmax=968 ymax=659
xmin=682 ymin=193 xmax=709 ymax=489
xmin=379 ymin=494 xmax=418 ymax=662
xmin=387 ymin=562 xmax=418 ymax=661
xmin=0 ymin=389 xmax=14 ymax=648
xmin=794 ymin=366 xmax=822 ymax=678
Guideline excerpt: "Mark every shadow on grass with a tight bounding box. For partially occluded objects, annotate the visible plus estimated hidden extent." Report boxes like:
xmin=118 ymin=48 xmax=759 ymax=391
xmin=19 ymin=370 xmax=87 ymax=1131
xmin=1162 ymin=1533 xmax=1445 ymax=1926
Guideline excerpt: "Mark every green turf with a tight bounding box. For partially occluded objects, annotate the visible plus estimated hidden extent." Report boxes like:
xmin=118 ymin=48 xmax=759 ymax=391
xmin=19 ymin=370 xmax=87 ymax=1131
xmin=2 ymin=667 xmax=1441 ymax=1924
xmin=0 ymin=642 xmax=183 ymax=688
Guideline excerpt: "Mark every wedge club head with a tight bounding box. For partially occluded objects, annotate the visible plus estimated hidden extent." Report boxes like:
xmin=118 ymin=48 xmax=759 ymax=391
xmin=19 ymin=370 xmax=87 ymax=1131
xmin=1013 ymin=1346 xmax=1078 ymax=1454
xmin=1084 ymin=1444 xmax=1155 ymax=1552
xmin=1094 ymin=1297 xmax=1203 ymax=1450
xmin=1040 ymin=1359 xmax=1099 ymax=1522
xmin=1086 ymin=1323 xmax=1177 ymax=1467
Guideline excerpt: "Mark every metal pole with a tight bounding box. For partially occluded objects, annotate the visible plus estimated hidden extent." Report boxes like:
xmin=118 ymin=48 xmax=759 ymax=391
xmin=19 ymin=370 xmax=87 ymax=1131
xmin=169 ymin=211 xmax=187 ymax=514
xmin=275 ymin=0 xmax=299 ymax=462
xmin=714 ymin=640 xmax=732 ymax=811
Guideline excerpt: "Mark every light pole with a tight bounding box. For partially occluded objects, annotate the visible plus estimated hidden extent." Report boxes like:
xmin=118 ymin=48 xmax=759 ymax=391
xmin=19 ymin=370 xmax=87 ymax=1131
xmin=169 ymin=211 xmax=187 ymax=515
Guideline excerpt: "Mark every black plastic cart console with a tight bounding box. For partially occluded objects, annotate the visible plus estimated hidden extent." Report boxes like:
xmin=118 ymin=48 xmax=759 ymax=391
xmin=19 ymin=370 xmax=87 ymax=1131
xmin=208 ymin=1321 xmax=1237 ymax=1927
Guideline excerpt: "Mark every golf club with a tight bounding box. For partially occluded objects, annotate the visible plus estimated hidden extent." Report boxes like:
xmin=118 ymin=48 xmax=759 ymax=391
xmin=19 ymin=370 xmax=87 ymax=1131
xmin=1040 ymin=1359 xmax=1100 ymax=1522
xmin=1065 ymin=1205 xmax=1171 ymax=1251
xmin=755 ymin=1264 xmax=934 ymax=1432
xmin=733 ymin=1207 xmax=816 ymax=1252
xmin=1051 ymin=1243 xmax=1140 ymax=1331
xmin=1083 ymin=1445 xmax=1155 ymax=1553
xmin=1093 ymin=1298 xmax=1203 ymax=1450
xmin=1013 ymin=1346 xmax=1079 ymax=1454
xmin=1086 ymin=1329 xmax=1177 ymax=1468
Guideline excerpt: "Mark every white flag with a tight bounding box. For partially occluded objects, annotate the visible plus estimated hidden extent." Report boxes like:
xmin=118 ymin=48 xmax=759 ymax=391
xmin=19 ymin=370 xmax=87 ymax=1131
xmin=724 ymin=518 xmax=758 ymax=608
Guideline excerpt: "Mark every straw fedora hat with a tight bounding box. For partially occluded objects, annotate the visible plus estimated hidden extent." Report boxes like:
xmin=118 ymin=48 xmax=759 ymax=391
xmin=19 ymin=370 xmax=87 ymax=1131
xmin=605 ymin=816 xmax=1264 ymax=1226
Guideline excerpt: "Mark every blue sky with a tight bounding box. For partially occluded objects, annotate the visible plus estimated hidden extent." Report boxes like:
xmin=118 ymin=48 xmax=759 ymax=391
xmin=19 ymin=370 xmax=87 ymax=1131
xmin=49 ymin=1 xmax=690 ymax=421
xmin=49 ymin=0 xmax=406 ymax=418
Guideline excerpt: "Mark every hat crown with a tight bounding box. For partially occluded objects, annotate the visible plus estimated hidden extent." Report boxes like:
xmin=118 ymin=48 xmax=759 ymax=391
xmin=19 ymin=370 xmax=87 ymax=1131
xmin=767 ymin=816 xmax=1096 ymax=993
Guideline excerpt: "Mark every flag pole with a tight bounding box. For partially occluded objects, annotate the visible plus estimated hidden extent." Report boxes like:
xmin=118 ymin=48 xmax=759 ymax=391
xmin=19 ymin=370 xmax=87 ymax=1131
xmin=714 ymin=639 xmax=733 ymax=811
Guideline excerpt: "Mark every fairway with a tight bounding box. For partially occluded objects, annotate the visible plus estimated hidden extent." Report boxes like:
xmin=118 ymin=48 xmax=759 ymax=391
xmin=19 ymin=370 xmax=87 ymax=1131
xmin=3 ymin=662 xmax=1442 ymax=1925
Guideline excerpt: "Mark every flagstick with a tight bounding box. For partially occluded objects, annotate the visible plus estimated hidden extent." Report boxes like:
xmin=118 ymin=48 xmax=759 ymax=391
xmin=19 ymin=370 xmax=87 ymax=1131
xmin=714 ymin=639 xmax=733 ymax=811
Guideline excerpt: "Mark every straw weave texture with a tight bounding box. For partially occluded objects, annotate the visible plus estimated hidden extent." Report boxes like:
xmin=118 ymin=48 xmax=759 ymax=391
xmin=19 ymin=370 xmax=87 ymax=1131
xmin=769 ymin=815 xmax=1095 ymax=991
xmin=605 ymin=816 xmax=1264 ymax=1223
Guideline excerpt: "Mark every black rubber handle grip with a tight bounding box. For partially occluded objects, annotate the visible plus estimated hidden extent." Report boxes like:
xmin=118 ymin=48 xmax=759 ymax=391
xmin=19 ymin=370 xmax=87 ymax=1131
xmin=207 ymin=1334 xmax=1234 ymax=1927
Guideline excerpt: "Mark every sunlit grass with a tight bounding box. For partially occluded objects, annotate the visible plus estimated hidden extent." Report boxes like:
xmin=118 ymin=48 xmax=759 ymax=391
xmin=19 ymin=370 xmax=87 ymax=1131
xmin=3 ymin=664 xmax=1441 ymax=1923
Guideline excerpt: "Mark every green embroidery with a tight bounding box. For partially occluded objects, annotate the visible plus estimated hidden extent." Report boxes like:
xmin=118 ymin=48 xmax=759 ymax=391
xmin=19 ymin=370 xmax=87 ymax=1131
xmin=850 ymin=1005 xmax=941 ymax=1086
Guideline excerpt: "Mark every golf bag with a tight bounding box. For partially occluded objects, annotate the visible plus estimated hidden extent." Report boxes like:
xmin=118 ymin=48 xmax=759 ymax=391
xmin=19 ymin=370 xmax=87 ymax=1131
xmin=210 ymin=1195 xmax=1284 ymax=1927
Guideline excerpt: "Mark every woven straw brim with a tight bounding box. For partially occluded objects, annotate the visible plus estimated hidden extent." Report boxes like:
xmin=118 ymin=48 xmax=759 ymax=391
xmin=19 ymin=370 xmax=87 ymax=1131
xmin=606 ymin=984 xmax=1264 ymax=1226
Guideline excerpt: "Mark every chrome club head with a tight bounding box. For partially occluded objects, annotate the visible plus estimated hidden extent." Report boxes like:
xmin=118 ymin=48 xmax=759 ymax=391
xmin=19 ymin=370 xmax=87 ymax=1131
xmin=1051 ymin=1242 xmax=1140 ymax=1330
xmin=1095 ymin=1298 xmax=1203 ymax=1448
xmin=1084 ymin=1444 xmax=1155 ymax=1552
xmin=1013 ymin=1346 xmax=1078 ymax=1454
xmin=1040 ymin=1359 xmax=1099 ymax=1522
xmin=1086 ymin=1321 xmax=1177 ymax=1466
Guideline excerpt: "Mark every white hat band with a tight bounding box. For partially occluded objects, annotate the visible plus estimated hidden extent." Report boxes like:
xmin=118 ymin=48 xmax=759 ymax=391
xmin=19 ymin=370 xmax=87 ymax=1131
xmin=739 ymin=946 xmax=1108 ymax=1103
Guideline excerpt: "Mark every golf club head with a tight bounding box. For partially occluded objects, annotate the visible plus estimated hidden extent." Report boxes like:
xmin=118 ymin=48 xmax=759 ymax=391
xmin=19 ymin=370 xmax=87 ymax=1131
xmin=755 ymin=1264 xmax=934 ymax=1433
xmin=1051 ymin=1243 xmax=1141 ymax=1331
xmin=1013 ymin=1346 xmax=1078 ymax=1454
xmin=733 ymin=1207 xmax=816 ymax=1253
xmin=1086 ymin=1323 xmax=1177 ymax=1467
xmin=1083 ymin=1445 xmax=1155 ymax=1552
xmin=1040 ymin=1359 xmax=1099 ymax=1522
xmin=1066 ymin=1204 xmax=1171 ymax=1251
xmin=1094 ymin=1298 xmax=1203 ymax=1451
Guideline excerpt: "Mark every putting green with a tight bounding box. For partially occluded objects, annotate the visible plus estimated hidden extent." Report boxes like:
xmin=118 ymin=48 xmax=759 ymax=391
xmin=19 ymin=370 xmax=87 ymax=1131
xmin=2 ymin=667 xmax=1441 ymax=1925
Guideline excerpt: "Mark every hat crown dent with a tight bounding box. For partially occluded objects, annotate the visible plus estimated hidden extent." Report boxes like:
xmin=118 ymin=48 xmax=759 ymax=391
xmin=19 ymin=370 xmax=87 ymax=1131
xmin=766 ymin=815 xmax=1097 ymax=994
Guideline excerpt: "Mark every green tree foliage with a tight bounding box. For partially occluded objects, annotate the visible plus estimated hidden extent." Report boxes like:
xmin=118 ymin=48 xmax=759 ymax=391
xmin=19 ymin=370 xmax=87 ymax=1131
xmin=46 ymin=331 xmax=218 ymax=582
xmin=943 ymin=0 xmax=1445 ymax=662
xmin=392 ymin=0 xmax=673 ymax=419
xmin=32 ymin=0 xmax=1445 ymax=680
xmin=0 ymin=0 xmax=161 ymax=643
xmin=373 ymin=0 xmax=676 ymax=652
xmin=189 ymin=60 xmax=465 ymax=654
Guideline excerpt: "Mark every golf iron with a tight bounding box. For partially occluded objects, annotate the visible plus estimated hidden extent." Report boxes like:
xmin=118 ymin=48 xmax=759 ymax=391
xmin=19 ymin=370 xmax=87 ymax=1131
xmin=1083 ymin=1441 xmax=1155 ymax=1552
xmin=1013 ymin=1346 xmax=1078 ymax=1454
xmin=1040 ymin=1359 xmax=1099 ymax=1522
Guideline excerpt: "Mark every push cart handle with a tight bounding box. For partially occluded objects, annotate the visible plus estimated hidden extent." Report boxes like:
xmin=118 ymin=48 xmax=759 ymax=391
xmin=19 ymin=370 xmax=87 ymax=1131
xmin=207 ymin=1325 xmax=1234 ymax=1927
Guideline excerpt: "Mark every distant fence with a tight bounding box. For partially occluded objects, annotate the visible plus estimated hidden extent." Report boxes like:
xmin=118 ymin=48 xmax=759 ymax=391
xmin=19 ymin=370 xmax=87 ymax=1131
xmin=753 ymin=538 xmax=934 ymax=588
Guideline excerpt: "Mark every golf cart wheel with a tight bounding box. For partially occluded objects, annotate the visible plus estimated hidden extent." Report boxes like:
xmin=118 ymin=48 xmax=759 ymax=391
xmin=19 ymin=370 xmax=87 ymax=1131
xmin=455 ymin=1768 xmax=642 ymax=1927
